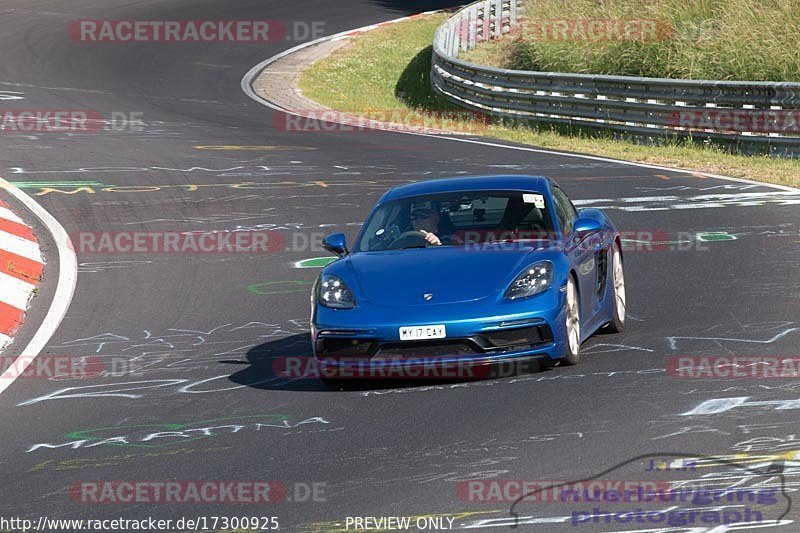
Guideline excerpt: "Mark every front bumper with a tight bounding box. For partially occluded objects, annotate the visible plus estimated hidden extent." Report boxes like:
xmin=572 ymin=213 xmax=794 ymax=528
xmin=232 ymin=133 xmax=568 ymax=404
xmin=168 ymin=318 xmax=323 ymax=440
xmin=316 ymin=321 xmax=553 ymax=358
xmin=311 ymin=294 xmax=568 ymax=377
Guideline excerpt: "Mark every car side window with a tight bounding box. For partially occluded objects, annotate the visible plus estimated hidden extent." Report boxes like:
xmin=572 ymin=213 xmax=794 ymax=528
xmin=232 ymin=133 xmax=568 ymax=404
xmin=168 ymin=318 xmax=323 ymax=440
xmin=551 ymin=187 xmax=576 ymax=235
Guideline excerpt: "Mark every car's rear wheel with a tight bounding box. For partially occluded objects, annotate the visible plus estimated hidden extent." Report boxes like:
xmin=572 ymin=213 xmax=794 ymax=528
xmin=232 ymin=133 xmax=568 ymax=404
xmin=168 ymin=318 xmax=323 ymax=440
xmin=563 ymin=276 xmax=581 ymax=365
xmin=605 ymin=243 xmax=626 ymax=333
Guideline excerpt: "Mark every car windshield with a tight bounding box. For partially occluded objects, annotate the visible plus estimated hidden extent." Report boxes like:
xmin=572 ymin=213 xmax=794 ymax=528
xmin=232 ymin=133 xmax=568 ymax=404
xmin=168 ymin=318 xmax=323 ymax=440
xmin=355 ymin=190 xmax=556 ymax=252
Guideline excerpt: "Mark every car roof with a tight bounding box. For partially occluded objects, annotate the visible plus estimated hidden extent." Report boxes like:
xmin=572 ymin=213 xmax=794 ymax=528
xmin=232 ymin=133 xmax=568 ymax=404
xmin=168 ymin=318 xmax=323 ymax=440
xmin=380 ymin=175 xmax=551 ymax=202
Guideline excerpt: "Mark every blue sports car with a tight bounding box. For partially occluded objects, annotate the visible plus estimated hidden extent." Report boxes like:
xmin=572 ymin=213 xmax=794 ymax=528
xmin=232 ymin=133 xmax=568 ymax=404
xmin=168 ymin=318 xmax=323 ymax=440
xmin=310 ymin=175 xmax=625 ymax=382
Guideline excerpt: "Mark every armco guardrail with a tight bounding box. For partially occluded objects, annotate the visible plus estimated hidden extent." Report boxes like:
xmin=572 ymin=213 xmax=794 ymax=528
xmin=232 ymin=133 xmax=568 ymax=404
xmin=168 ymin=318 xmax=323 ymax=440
xmin=431 ymin=0 xmax=800 ymax=156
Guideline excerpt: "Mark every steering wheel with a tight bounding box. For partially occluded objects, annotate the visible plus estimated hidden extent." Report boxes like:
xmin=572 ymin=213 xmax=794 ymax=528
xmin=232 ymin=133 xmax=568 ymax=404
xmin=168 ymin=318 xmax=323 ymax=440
xmin=388 ymin=230 xmax=430 ymax=249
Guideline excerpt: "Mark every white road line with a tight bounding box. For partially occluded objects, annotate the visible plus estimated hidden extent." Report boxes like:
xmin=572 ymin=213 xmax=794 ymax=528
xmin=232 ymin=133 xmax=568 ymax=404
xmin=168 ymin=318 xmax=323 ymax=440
xmin=571 ymin=190 xmax=800 ymax=211
xmin=241 ymin=19 xmax=800 ymax=195
xmin=577 ymin=190 xmax=797 ymax=203
xmin=0 ymin=229 xmax=43 ymax=262
xmin=0 ymin=177 xmax=77 ymax=396
xmin=398 ymin=134 xmax=800 ymax=193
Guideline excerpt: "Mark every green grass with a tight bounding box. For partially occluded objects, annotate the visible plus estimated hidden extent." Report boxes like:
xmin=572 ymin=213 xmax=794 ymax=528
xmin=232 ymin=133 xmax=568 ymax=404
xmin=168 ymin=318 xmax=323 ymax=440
xmin=462 ymin=0 xmax=800 ymax=81
xmin=300 ymin=15 xmax=452 ymax=112
xmin=298 ymin=14 xmax=800 ymax=188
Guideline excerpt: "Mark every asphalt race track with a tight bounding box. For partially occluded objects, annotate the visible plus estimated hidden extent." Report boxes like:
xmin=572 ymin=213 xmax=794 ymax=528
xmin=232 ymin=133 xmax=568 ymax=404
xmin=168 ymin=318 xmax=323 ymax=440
xmin=1 ymin=1 xmax=799 ymax=532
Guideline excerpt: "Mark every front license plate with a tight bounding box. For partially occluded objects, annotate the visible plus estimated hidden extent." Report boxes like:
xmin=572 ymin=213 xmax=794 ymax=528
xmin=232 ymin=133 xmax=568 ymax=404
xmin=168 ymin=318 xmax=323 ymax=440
xmin=399 ymin=324 xmax=447 ymax=341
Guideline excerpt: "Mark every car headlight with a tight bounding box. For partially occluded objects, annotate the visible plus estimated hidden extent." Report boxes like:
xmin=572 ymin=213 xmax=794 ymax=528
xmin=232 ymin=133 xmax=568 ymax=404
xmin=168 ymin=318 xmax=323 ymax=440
xmin=504 ymin=261 xmax=553 ymax=300
xmin=317 ymin=274 xmax=356 ymax=309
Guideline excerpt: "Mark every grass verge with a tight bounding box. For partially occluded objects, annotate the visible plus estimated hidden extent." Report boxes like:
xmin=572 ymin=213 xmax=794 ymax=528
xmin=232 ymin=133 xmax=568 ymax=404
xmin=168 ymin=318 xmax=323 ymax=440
xmin=461 ymin=0 xmax=800 ymax=81
xmin=298 ymin=14 xmax=800 ymax=188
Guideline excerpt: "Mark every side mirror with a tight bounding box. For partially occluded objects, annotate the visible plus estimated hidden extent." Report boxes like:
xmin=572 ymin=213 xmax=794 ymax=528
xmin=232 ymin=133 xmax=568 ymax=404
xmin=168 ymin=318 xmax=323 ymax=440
xmin=572 ymin=218 xmax=602 ymax=241
xmin=323 ymin=233 xmax=348 ymax=256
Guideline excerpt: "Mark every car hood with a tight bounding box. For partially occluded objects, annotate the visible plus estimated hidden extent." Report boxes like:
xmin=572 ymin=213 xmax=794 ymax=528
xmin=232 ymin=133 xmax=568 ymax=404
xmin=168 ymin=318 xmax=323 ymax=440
xmin=344 ymin=246 xmax=541 ymax=306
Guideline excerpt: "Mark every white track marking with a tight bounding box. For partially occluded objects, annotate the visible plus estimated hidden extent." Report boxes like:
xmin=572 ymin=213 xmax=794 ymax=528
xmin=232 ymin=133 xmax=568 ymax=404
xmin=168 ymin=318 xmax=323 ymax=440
xmin=0 ymin=229 xmax=42 ymax=262
xmin=0 ymin=206 xmax=24 ymax=223
xmin=0 ymin=177 xmax=77 ymax=396
xmin=0 ymin=271 xmax=37 ymax=310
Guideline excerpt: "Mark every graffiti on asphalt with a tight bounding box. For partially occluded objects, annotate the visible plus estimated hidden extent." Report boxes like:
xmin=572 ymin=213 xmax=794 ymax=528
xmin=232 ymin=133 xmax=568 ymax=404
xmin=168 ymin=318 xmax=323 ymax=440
xmin=26 ymin=414 xmax=332 ymax=452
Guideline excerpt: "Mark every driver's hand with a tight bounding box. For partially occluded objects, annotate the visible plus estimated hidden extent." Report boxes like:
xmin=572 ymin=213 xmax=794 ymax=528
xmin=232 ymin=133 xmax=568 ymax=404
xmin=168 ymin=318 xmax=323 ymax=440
xmin=420 ymin=230 xmax=442 ymax=246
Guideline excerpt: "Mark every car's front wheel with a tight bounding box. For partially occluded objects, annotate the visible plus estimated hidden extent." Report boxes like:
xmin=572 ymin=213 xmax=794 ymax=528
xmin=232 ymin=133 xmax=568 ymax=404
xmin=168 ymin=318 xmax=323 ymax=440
xmin=605 ymin=243 xmax=626 ymax=333
xmin=562 ymin=276 xmax=581 ymax=365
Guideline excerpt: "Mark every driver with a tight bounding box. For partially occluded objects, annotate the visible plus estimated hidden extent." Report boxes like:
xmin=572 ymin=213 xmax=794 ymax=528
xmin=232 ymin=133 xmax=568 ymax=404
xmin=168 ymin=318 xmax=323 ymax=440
xmin=411 ymin=206 xmax=443 ymax=246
